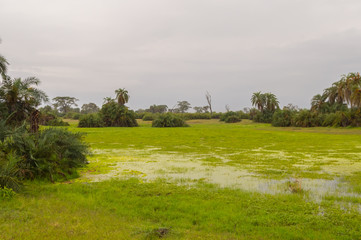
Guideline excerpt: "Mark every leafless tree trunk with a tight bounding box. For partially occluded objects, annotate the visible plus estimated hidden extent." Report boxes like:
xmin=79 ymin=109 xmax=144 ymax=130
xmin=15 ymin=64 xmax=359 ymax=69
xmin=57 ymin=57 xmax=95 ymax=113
xmin=205 ymin=91 xmax=213 ymax=117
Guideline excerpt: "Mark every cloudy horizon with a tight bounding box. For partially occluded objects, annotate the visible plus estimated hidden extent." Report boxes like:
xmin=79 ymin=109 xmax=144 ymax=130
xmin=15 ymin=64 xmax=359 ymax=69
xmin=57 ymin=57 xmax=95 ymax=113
xmin=1 ymin=0 xmax=361 ymax=112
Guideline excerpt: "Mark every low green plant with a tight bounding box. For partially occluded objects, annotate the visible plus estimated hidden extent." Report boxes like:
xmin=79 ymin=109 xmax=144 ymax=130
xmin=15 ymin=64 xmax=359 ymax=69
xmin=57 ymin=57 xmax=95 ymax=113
xmin=78 ymin=114 xmax=104 ymax=128
xmin=224 ymin=115 xmax=241 ymax=123
xmin=152 ymin=113 xmax=188 ymax=127
xmin=142 ymin=113 xmax=155 ymax=121
xmin=0 ymin=152 xmax=22 ymax=192
xmin=0 ymin=186 xmax=16 ymax=199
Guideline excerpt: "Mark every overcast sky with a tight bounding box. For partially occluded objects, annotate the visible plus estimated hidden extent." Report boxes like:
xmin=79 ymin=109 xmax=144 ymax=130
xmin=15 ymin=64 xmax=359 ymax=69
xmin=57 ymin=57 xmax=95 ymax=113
xmin=1 ymin=0 xmax=361 ymax=111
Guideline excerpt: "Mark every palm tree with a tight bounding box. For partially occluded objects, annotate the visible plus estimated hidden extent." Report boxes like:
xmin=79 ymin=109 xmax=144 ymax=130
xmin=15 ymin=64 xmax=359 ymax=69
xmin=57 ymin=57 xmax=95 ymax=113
xmin=251 ymin=92 xmax=265 ymax=112
xmin=0 ymin=54 xmax=9 ymax=80
xmin=0 ymin=77 xmax=48 ymax=123
xmin=336 ymin=73 xmax=361 ymax=109
xmin=264 ymin=92 xmax=279 ymax=112
xmin=311 ymin=94 xmax=327 ymax=112
xmin=115 ymin=88 xmax=129 ymax=106
xmin=323 ymin=85 xmax=340 ymax=105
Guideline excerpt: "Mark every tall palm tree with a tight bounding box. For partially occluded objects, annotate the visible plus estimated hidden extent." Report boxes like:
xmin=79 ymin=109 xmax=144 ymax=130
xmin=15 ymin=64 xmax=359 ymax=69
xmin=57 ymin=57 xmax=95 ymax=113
xmin=336 ymin=73 xmax=361 ymax=109
xmin=0 ymin=77 xmax=48 ymax=123
xmin=251 ymin=92 xmax=265 ymax=112
xmin=323 ymin=85 xmax=340 ymax=105
xmin=0 ymin=54 xmax=9 ymax=80
xmin=115 ymin=88 xmax=129 ymax=106
xmin=264 ymin=92 xmax=279 ymax=112
xmin=311 ymin=94 xmax=327 ymax=112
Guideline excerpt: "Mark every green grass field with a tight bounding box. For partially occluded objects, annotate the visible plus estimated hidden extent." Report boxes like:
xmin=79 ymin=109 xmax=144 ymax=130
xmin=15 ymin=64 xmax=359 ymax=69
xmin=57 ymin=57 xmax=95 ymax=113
xmin=1 ymin=120 xmax=361 ymax=239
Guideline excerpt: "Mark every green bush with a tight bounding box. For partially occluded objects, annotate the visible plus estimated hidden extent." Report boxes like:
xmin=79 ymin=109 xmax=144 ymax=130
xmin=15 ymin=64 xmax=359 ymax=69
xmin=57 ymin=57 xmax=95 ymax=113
xmin=224 ymin=115 xmax=241 ymax=123
xmin=272 ymin=110 xmax=294 ymax=127
xmin=101 ymin=102 xmax=138 ymax=127
xmin=1 ymin=127 xmax=89 ymax=183
xmin=220 ymin=111 xmax=238 ymax=121
xmin=78 ymin=114 xmax=104 ymax=128
xmin=0 ymin=152 xmax=22 ymax=192
xmin=142 ymin=113 xmax=155 ymax=121
xmin=253 ymin=110 xmax=274 ymax=123
xmin=45 ymin=118 xmax=70 ymax=126
xmin=291 ymin=110 xmax=322 ymax=127
xmin=322 ymin=113 xmax=337 ymax=127
xmin=39 ymin=112 xmax=69 ymax=126
xmin=0 ymin=186 xmax=16 ymax=199
xmin=152 ymin=113 xmax=189 ymax=127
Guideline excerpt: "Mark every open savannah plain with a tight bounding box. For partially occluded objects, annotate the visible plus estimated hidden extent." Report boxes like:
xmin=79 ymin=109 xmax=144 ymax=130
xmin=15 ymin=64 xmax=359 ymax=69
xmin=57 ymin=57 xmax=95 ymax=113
xmin=1 ymin=119 xmax=361 ymax=240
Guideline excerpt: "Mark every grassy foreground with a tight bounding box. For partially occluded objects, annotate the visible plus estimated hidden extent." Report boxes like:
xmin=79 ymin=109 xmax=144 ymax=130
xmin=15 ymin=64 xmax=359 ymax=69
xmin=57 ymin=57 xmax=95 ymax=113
xmin=1 ymin=120 xmax=361 ymax=239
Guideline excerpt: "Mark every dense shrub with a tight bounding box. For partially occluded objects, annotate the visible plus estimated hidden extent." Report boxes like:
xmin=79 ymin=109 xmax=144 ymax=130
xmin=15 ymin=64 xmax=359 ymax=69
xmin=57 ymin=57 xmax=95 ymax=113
xmin=322 ymin=113 xmax=337 ymax=127
xmin=101 ymin=102 xmax=138 ymax=127
xmin=39 ymin=113 xmax=69 ymax=126
xmin=253 ymin=110 xmax=274 ymax=123
xmin=272 ymin=110 xmax=295 ymax=127
xmin=78 ymin=114 xmax=104 ymax=128
xmin=64 ymin=112 xmax=82 ymax=120
xmin=224 ymin=115 xmax=241 ymax=123
xmin=0 ymin=125 xmax=89 ymax=189
xmin=219 ymin=111 xmax=248 ymax=121
xmin=44 ymin=118 xmax=70 ymax=126
xmin=142 ymin=113 xmax=155 ymax=121
xmin=152 ymin=113 xmax=189 ymax=127
xmin=135 ymin=112 xmax=145 ymax=119
xmin=180 ymin=113 xmax=212 ymax=120
xmin=292 ymin=110 xmax=322 ymax=127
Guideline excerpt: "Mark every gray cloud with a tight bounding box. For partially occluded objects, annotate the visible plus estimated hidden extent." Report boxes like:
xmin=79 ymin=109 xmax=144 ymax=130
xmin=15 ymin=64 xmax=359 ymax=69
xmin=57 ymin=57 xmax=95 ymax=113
xmin=1 ymin=0 xmax=361 ymax=111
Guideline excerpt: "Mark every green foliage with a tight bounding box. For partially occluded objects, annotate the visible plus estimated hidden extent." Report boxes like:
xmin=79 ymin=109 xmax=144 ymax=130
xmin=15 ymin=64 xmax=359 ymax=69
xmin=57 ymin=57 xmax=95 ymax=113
xmin=78 ymin=114 xmax=104 ymax=128
xmin=115 ymin=88 xmax=129 ymax=106
xmin=253 ymin=110 xmax=274 ymax=123
xmin=152 ymin=113 xmax=189 ymax=127
xmin=81 ymin=103 xmax=100 ymax=114
xmin=0 ymin=126 xmax=89 ymax=183
xmin=251 ymin=92 xmax=279 ymax=112
xmin=0 ymin=186 xmax=16 ymax=199
xmin=44 ymin=118 xmax=70 ymax=126
xmin=52 ymin=96 xmax=79 ymax=114
xmin=101 ymin=102 xmax=138 ymax=127
xmin=0 ymin=77 xmax=48 ymax=124
xmin=147 ymin=104 xmax=168 ymax=113
xmin=142 ymin=113 xmax=155 ymax=121
xmin=224 ymin=115 xmax=241 ymax=123
xmin=272 ymin=109 xmax=295 ymax=127
xmin=0 ymin=152 xmax=22 ymax=192
xmin=64 ymin=112 xmax=81 ymax=120
xmin=173 ymin=101 xmax=191 ymax=113
xmin=292 ymin=110 xmax=321 ymax=127
xmin=220 ymin=111 xmax=238 ymax=121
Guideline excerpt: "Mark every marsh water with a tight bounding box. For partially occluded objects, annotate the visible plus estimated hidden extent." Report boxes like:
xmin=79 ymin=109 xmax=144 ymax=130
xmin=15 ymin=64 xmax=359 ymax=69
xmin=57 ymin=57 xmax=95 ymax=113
xmin=83 ymin=147 xmax=361 ymax=203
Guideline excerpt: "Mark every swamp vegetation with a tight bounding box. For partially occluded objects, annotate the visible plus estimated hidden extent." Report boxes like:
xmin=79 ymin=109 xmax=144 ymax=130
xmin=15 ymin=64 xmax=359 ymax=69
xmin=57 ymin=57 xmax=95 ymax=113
xmin=1 ymin=119 xmax=361 ymax=239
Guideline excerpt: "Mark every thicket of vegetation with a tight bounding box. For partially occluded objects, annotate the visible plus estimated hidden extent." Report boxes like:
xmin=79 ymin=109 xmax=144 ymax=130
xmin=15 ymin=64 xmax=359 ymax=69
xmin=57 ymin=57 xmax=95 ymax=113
xmin=78 ymin=89 xmax=138 ymax=128
xmin=246 ymin=73 xmax=361 ymax=127
xmin=152 ymin=113 xmax=189 ymax=127
xmin=0 ymin=52 xmax=89 ymax=192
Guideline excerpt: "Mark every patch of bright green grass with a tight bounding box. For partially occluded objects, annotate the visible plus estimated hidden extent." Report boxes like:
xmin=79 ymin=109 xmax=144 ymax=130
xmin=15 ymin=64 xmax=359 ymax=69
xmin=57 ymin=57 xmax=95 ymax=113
xmin=1 ymin=179 xmax=361 ymax=239
xmin=2 ymin=120 xmax=361 ymax=239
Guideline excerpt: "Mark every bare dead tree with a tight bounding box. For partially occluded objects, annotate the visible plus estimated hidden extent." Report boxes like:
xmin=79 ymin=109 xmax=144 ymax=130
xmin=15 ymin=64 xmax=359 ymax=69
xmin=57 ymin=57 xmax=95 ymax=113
xmin=205 ymin=91 xmax=213 ymax=116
